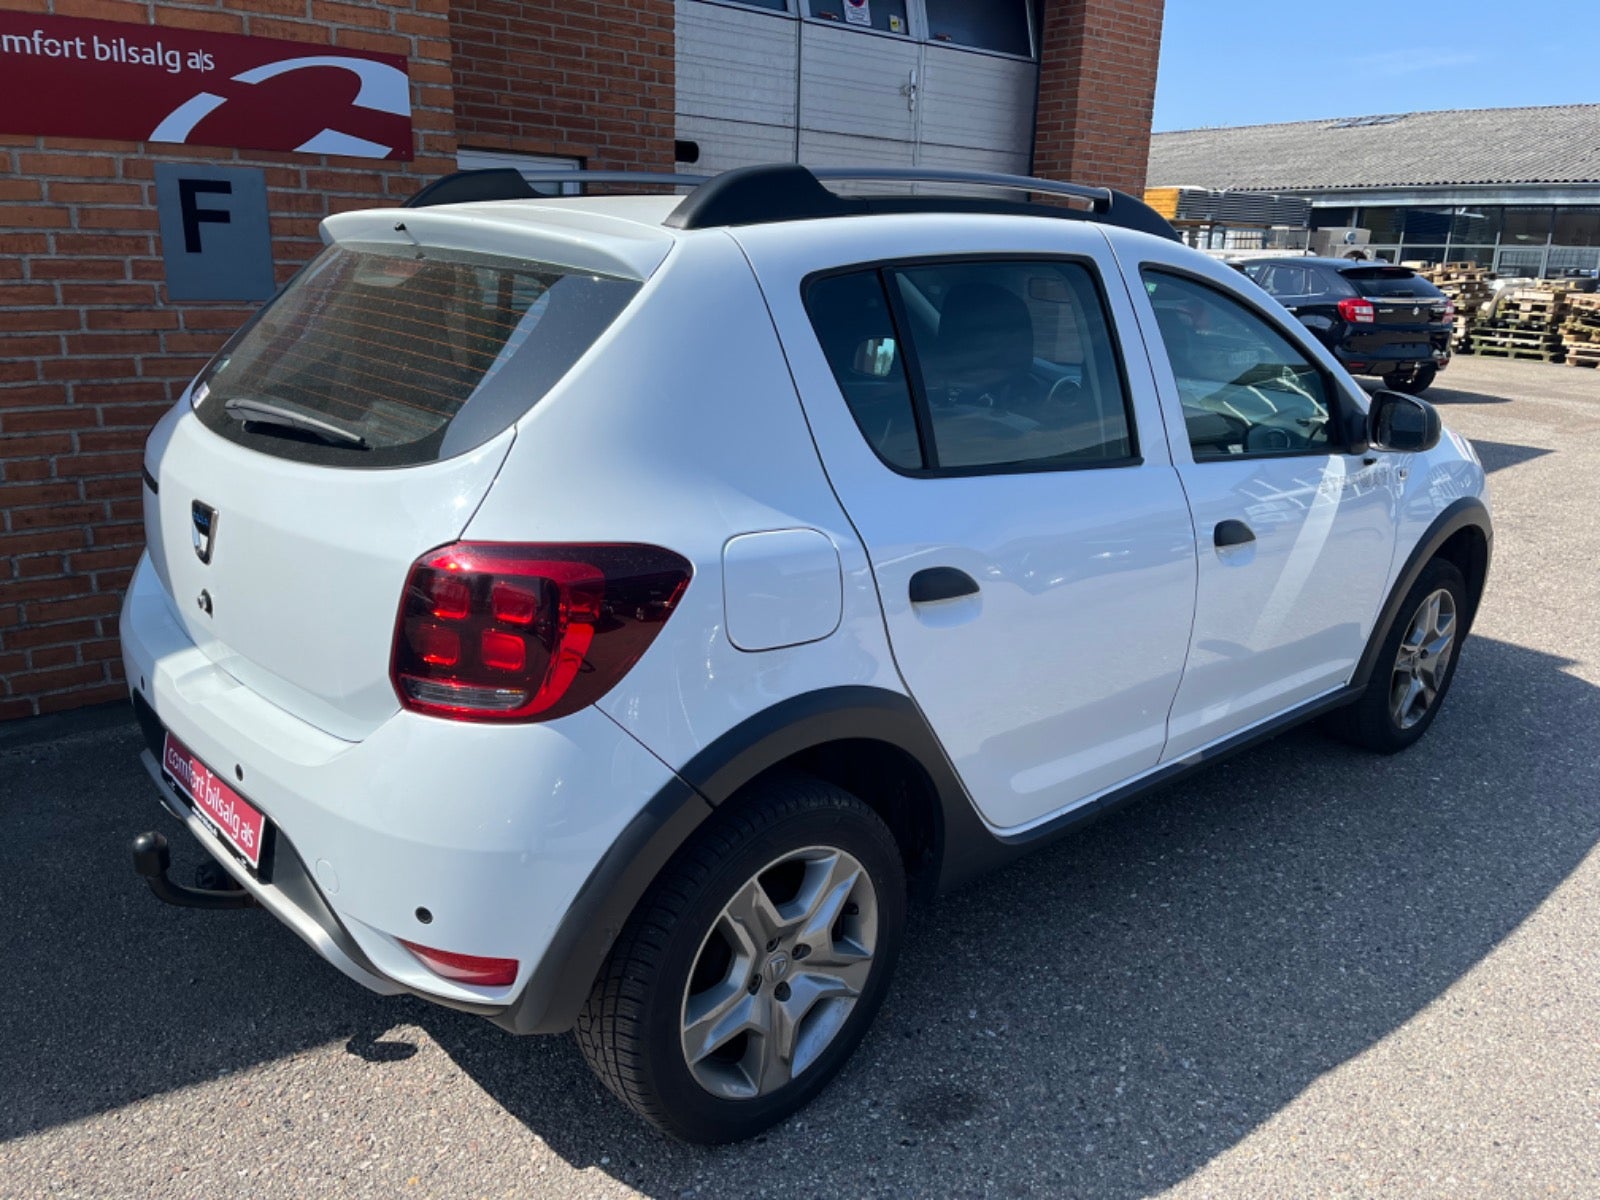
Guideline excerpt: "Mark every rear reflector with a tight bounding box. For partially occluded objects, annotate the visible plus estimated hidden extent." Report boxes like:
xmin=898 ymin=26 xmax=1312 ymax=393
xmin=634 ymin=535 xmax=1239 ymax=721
xmin=391 ymin=542 xmax=692 ymax=723
xmin=398 ymin=939 xmax=518 ymax=987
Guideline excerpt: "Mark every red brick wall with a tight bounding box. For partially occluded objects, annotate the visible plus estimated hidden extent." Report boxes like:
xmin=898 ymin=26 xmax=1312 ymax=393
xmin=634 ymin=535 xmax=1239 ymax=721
xmin=451 ymin=0 xmax=673 ymax=170
xmin=1033 ymin=0 xmax=1165 ymax=196
xmin=0 ymin=0 xmax=456 ymax=719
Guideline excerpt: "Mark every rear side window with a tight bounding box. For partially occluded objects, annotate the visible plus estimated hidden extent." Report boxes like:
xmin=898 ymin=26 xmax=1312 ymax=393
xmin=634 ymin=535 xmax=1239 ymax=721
xmin=193 ymin=242 xmax=640 ymax=468
xmin=803 ymin=271 xmax=924 ymax=470
xmin=1342 ymin=268 xmax=1446 ymax=300
xmin=1257 ymin=264 xmax=1309 ymax=296
xmin=804 ymin=259 xmax=1136 ymax=475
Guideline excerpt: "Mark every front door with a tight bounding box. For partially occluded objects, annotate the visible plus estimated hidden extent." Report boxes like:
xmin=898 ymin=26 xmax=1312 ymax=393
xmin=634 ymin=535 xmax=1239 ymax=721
xmin=1120 ymin=251 xmax=1399 ymax=760
xmin=742 ymin=224 xmax=1197 ymax=832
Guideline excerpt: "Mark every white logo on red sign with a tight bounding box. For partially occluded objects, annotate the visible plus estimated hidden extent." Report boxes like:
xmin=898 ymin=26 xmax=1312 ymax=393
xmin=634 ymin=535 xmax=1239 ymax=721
xmin=149 ymin=54 xmax=409 ymax=158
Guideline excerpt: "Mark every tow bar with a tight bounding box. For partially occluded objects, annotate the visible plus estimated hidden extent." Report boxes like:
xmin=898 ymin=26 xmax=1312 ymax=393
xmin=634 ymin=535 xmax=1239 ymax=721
xmin=131 ymin=831 xmax=257 ymax=910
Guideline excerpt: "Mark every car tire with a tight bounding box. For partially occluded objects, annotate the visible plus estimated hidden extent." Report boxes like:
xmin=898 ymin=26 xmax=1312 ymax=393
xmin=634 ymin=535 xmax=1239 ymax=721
xmin=1383 ymin=364 xmax=1437 ymax=395
xmin=574 ymin=773 xmax=907 ymax=1144
xmin=1327 ymin=558 xmax=1467 ymax=754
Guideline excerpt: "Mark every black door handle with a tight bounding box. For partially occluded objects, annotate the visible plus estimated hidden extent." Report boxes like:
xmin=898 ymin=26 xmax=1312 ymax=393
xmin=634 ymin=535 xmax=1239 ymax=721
xmin=1214 ymin=519 xmax=1256 ymax=548
xmin=909 ymin=567 xmax=979 ymax=604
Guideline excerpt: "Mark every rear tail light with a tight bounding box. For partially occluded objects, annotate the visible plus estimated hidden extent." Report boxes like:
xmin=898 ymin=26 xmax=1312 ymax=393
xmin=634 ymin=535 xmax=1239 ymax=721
xmin=1443 ymin=302 xmax=1457 ymax=324
xmin=1338 ymin=298 xmax=1376 ymax=324
xmin=391 ymin=542 xmax=692 ymax=723
xmin=398 ymin=939 xmax=519 ymax=987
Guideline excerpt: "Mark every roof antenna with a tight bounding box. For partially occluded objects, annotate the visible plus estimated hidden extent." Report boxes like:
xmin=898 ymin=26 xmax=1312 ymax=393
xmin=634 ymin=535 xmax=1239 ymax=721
xmin=393 ymin=221 xmax=424 ymax=256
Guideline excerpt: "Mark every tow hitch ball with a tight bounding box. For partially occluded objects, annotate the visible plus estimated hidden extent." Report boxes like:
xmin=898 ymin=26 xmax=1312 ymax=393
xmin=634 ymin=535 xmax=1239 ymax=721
xmin=131 ymin=831 xmax=256 ymax=910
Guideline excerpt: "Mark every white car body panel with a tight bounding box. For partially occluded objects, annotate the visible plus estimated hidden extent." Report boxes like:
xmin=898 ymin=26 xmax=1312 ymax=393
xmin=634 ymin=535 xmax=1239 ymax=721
xmin=119 ymin=554 xmax=678 ymax=1005
xmin=733 ymin=218 xmax=1198 ymax=830
xmin=459 ymin=229 xmax=909 ymax=767
xmin=141 ymin=400 xmax=514 ymax=742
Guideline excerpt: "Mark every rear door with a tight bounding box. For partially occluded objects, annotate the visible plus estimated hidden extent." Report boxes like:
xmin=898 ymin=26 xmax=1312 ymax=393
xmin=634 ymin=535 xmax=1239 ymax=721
xmin=741 ymin=221 xmax=1197 ymax=832
xmin=142 ymin=209 xmax=659 ymax=740
xmin=1118 ymin=244 xmax=1399 ymax=758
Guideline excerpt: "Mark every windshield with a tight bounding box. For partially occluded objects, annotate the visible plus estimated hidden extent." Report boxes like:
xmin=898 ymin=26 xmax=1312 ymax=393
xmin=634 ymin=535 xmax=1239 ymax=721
xmin=1342 ymin=268 xmax=1446 ymax=300
xmin=192 ymin=241 xmax=640 ymax=468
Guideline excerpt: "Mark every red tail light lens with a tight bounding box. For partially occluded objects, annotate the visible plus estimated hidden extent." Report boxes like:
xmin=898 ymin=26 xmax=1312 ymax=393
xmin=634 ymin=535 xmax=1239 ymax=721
xmin=1443 ymin=301 xmax=1457 ymax=324
xmin=398 ymin=939 xmax=519 ymax=987
xmin=391 ymin=542 xmax=692 ymax=723
xmin=1338 ymin=297 xmax=1376 ymax=324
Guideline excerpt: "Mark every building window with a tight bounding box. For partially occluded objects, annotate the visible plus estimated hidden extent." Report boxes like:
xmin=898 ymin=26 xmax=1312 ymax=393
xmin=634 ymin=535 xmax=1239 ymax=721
xmin=1501 ymin=208 xmax=1554 ymax=246
xmin=807 ymin=0 xmax=910 ymax=34
xmin=923 ymin=0 xmax=1033 ymax=56
xmin=1399 ymin=208 xmax=1452 ymax=243
xmin=1553 ymin=208 xmax=1600 ymax=248
xmin=1448 ymin=206 xmax=1497 ymax=245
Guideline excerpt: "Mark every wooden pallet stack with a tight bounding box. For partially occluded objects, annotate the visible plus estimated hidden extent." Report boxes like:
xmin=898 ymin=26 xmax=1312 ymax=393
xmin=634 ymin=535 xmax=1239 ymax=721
xmin=1560 ymin=293 xmax=1600 ymax=369
xmin=1470 ymin=283 xmax=1573 ymax=363
xmin=1420 ymin=263 xmax=1495 ymax=355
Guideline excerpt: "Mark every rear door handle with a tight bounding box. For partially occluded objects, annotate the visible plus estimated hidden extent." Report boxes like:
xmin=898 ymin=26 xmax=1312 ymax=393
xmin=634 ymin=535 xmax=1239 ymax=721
xmin=909 ymin=567 xmax=979 ymax=603
xmin=1214 ymin=519 xmax=1256 ymax=548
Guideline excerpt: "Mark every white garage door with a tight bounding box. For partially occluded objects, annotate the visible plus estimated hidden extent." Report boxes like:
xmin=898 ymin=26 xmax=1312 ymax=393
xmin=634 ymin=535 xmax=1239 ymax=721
xmin=676 ymin=0 xmax=1038 ymax=178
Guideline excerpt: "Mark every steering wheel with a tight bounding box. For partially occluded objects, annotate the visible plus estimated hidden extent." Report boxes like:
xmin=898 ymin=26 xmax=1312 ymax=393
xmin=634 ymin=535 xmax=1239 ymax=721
xmin=1046 ymin=377 xmax=1084 ymax=407
xmin=1244 ymin=424 xmax=1295 ymax=453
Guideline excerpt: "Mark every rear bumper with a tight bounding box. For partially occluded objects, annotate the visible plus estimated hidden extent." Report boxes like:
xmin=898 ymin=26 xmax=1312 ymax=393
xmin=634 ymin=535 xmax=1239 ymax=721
xmin=1335 ymin=332 xmax=1451 ymax=373
xmin=119 ymin=552 xmax=682 ymax=1026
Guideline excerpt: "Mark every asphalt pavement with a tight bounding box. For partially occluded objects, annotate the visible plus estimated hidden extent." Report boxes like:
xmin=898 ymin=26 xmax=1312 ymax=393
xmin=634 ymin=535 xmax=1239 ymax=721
xmin=2 ymin=355 xmax=1598 ymax=1199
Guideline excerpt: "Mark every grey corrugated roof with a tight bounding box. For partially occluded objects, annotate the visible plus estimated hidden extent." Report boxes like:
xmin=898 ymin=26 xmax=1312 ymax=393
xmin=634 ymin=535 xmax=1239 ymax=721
xmin=1148 ymin=105 xmax=1600 ymax=192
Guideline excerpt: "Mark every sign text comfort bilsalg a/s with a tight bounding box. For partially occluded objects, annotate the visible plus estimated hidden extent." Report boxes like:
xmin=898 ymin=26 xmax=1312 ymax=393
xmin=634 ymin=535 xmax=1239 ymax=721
xmin=0 ymin=13 xmax=413 ymax=159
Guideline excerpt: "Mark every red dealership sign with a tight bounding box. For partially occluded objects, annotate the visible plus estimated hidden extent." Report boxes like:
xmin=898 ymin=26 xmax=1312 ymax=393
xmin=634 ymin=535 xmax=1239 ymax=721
xmin=0 ymin=14 xmax=412 ymax=159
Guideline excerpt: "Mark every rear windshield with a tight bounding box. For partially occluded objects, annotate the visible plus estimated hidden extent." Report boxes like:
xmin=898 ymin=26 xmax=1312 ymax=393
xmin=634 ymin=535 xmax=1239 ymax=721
xmin=192 ymin=241 xmax=640 ymax=468
xmin=1341 ymin=268 xmax=1445 ymax=300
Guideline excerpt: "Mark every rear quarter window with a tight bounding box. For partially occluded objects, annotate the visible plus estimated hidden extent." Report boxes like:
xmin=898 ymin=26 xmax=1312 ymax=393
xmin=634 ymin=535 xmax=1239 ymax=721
xmin=192 ymin=242 xmax=640 ymax=468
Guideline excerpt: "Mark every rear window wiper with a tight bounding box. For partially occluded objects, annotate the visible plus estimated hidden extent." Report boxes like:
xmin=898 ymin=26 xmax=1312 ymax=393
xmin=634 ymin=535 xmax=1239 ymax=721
xmin=223 ymin=396 xmax=370 ymax=450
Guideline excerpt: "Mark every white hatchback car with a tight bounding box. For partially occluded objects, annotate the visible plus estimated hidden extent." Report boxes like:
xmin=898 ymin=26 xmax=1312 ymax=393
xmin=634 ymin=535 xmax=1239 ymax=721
xmin=124 ymin=164 xmax=1491 ymax=1143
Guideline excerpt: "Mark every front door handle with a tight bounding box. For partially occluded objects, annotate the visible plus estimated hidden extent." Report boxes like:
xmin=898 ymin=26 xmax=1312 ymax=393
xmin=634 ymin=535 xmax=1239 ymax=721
xmin=1214 ymin=519 xmax=1256 ymax=548
xmin=909 ymin=566 xmax=979 ymax=604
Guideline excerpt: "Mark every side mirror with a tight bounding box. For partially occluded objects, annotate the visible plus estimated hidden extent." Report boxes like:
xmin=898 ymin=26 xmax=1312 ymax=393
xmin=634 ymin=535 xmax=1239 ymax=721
xmin=1368 ymin=389 xmax=1441 ymax=453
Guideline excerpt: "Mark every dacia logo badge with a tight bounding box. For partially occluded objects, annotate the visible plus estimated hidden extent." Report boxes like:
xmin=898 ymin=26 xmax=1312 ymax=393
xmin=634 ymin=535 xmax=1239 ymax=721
xmin=191 ymin=501 xmax=218 ymax=564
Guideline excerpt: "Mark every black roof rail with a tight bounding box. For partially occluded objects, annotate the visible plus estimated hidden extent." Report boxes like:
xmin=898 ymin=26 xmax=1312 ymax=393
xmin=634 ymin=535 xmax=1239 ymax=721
xmin=404 ymin=168 xmax=708 ymax=208
xmin=403 ymin=163 xmax=1179 ymax=241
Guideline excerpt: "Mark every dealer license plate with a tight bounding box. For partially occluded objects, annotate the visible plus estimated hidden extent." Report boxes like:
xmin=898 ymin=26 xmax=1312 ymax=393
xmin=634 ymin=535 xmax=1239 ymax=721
xmin=161 ymin=731 xmax=267 ymax=870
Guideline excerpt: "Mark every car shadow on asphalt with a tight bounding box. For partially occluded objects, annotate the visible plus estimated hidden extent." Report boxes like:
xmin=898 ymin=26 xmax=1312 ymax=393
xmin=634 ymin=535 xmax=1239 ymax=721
xmin=1468 ymin=439 xmax=1553 ymax=475
xmin=1425 ymin=383 xmax=1512 ymax=406
xmin=1 ymin=633 xmax=1594 ymax=1200
xmin=425 ymin=634 xmax=1600 ymax=1196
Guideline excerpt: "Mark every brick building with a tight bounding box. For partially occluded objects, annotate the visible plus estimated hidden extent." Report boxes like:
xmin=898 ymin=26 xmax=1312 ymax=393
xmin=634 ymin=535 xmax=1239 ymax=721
xmin=0 ymin=0 xmax=1165 ymax=720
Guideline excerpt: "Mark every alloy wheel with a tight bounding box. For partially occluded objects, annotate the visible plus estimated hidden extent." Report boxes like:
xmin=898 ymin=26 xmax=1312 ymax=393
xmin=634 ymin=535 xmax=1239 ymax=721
xmin=1390 ymin=587 xmax=1457 ymax=730
xmin=680 ymin=846 xmax=879 ymax=1100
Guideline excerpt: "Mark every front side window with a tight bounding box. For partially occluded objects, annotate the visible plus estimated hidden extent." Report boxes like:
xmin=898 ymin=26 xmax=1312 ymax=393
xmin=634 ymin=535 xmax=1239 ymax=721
xmin=1141 ymin=269 xmax=1336 ymax=461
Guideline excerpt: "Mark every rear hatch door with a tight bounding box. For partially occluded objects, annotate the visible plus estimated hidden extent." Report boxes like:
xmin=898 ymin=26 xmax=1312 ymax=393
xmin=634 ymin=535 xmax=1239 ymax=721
xmin=142 ymin=205 xmax=666 ymax=740
xmin=1341 ymin=266 xmax=1451 ymax=360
